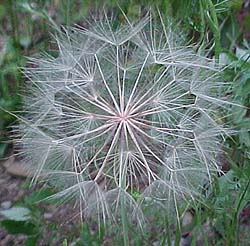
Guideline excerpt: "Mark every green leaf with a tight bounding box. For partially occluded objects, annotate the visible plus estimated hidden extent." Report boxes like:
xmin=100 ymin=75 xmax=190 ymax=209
xmin=239 ymin=132 xmax=250 ymax=147
xmin=0 ymin=220 xmax=37 ymax=235
xmin=0 ymin=4 xmax=5 ymax=19
xmin=0 ymin=143 xmax=8 ymax=158
xmin=25 ymin=236 xmax=39 ymax=246
xmin=19 ymin=36 xmax=32 ymax=48
xmin=0 ymin=207 xmax=31 ymax=221
xmin=62 ymin=239 xmax=68 ymax=246
xmin=24 ymin=188 xmax=55 ymax=204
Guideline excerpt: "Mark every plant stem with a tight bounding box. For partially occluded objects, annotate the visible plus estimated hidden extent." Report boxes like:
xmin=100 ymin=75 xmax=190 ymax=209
xmin=121 ymin=195 xmax=129 ymax=246
xmin=6 ymin=0 xmax=19 ymax=48
xmin=201 ymin=0 xmax=220 ymax=60
xmin=234 ymin=178 xmax=250 ymax=246
xmin=120 ymin=149 xmax=129 ymax=246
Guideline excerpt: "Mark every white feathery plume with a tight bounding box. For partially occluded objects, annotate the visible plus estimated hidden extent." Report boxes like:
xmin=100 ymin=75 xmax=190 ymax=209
xmin=15 ymin=10 xmax=235 ymax=230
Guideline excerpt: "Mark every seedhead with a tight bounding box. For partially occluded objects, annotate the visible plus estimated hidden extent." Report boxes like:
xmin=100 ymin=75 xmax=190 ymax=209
xmin=16 ymin=10 xmax=232 ymax=229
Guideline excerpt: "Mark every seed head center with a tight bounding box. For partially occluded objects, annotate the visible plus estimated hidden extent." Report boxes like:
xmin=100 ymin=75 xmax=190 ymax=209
xmin=118 ymin=112 xmax=129 ymax=123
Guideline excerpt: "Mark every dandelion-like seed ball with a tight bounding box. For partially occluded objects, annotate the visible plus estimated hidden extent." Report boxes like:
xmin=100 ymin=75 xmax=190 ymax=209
xmin=16 ymin=11 xmax=231 ymax=228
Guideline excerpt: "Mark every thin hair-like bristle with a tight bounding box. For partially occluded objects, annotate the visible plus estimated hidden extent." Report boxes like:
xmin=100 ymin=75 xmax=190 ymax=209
xmin=14 ymin=9 xmax=237 ymax=229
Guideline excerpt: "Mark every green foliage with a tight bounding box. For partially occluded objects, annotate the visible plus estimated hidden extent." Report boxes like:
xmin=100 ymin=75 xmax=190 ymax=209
xmin=23 ymin=188 xmax=55 ymax=204
xmin=0 ymin=188 xmax=53 ymax=246
xmin=178 ymin=163 xmax=250 ymax=246
xmin=1 ymin=220 xmax=38 ymax=236
xmin=0 ymin=207 xmax=31 ymax=221
xmin=76 ymin=223 xmax=104 ymax=246
xmin=221 ymin=43 xmax=250 ymax=161
xmin=0 ymin=187 xmax=106 ymax=245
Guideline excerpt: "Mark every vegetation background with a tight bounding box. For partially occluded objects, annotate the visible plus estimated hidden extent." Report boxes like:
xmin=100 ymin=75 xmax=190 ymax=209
xmin=0 ymin=0 xmax=250 ymax=245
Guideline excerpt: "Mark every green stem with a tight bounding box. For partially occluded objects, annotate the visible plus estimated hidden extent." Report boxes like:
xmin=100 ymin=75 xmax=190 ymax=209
xmin=121 ymin=195 xmax=129 ymax=246
xmin=66 ymin=0 xmax=71 ymax=26
xmin=233 ymin=178 xmax=250 ymax=246
xmin=119 ymin=150 xmax=129 ymax=246
xmin=6 ymin=0 xmax=19 ymax=47
xmin=201 ymin=0 xmax=220 ymax=60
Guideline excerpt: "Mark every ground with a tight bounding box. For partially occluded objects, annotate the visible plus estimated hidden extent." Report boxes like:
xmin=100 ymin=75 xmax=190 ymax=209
xmin=0 ymin=156 xmax=82 ymax=246
xmin=1 ymin=156 xmax=250 ymax=246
